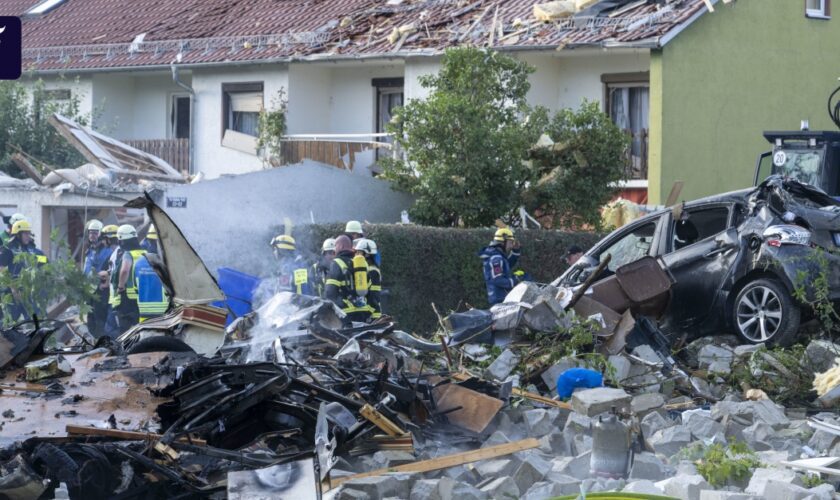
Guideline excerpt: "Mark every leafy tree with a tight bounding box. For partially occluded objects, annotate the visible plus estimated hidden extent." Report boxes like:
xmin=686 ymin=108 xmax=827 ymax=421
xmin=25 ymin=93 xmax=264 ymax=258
xmin=527 ymin=100 xmax=629 ymax=230
xmin=0 ymin=232 xmax=94 ymax=326
xmin=381 ymin=47 xmax=548 ymax=227
xmin=0 ymin=78 xmax=89 ymax=177
xmin=382 ymin=48 xmax=628 ymax=230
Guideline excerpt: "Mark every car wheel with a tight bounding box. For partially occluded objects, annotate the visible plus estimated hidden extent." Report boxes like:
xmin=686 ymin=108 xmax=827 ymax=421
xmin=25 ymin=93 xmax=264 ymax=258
xmin=732 ymin=279 xmax=800 ymax=346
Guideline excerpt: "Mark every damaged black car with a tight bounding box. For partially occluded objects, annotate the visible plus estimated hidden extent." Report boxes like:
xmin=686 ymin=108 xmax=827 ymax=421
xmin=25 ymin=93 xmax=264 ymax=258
xmin=558 ymin=175 xmax=840 ymax=346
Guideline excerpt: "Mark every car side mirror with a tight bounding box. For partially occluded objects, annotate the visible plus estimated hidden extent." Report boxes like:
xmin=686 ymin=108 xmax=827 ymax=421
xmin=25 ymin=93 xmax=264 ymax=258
xmin=715 ymin=227 xmax=739 ymax=249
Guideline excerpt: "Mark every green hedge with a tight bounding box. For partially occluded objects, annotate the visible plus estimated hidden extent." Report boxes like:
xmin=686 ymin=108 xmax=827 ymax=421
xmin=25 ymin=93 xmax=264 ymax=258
xmin=294 ymin=224 xmax=602 ymax=335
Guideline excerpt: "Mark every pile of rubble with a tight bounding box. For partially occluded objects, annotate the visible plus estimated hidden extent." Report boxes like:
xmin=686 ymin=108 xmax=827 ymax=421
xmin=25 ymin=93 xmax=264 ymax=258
xmin=2 ymin=198 xmax=840 ymax=499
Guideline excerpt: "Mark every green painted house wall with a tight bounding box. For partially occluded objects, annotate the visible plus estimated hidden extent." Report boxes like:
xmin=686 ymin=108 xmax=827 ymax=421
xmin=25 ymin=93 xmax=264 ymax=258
xmin=648 ymin=0 xmax=840 ymax=204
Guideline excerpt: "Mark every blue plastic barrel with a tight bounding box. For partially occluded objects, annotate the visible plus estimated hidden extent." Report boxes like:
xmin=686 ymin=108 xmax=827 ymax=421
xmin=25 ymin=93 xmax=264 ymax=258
xmin=213 ymin=267 xmax=261 ymax=325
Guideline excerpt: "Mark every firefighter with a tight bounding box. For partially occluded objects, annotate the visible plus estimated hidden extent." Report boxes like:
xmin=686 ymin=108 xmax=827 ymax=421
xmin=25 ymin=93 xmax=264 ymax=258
xmin=478 ymin=227 xmax=521 ymax=305
xmin=310 ymin=238 xmax=336 ymax=298
xmin=107 ymin=225 xmax=145 ymax=334
xmin=0 ymin=213 xmax=26 ymax=247
xmin=88 ymin=224 xmax=118 ymax=337
xmin=354 ymin=238 xmax=382 ymax=321
xmin=324 ymin=235 xmax=370 ymax=323
xmin=134 ymin=252 xmax=168 ymax=322
xmin=345 ymin=220 xmax=364 ymax=243
xmin=0 ymin=220 xmax=47 ymax=321
xmin=270 ymin=234 xmax=311 ymax=295
xmin=82 ymin=219 xmax=106 ymax=276
xmin=141 ymin=224 xmax=159 ymax=254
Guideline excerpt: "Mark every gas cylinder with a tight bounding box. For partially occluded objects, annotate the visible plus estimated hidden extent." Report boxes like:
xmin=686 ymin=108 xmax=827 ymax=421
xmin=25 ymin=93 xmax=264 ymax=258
xmin=589 ymin=407 xmax=633 ymax=479
xmin=352 ymin=254 xmax=369 ymax=297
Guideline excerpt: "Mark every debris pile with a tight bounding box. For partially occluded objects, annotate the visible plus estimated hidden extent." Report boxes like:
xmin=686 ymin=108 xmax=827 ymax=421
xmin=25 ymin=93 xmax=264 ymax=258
xmin=2 ymin=198 xmax=840 ymax=499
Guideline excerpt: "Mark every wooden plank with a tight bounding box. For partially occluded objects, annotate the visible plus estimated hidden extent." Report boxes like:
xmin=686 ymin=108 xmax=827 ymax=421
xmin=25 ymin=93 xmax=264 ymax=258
xmin=66 ymin=425 xmax=207 ymax=445
xmin=664 ymin=181 xmax=685 ymax=207
xmin=781 ymin=460 xmax=840 ymax=477
xmin=10 ymin=153 xmax=44 ymax=184
xmin=327 ymin=438 xmax=539 ymax=489
xmin=450 ymin=371 xmax=572 ymax=410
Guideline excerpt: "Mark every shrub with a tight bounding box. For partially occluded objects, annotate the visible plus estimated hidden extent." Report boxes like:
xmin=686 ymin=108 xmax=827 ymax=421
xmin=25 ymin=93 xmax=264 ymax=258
xmin=295 ymin=223 xmax=601 ymax=334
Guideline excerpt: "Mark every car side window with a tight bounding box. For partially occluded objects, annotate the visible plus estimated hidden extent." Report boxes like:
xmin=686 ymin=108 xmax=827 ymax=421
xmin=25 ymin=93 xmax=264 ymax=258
xmin=672 ymin=207 xmax=730 ymax=251
xmin=598 ymin=222 xmax=657 ymax=272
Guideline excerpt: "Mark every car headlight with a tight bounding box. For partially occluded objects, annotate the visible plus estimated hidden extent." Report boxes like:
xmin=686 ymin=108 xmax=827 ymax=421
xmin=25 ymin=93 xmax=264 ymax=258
xmin=762 ymin=225 xmax=811 ymax=247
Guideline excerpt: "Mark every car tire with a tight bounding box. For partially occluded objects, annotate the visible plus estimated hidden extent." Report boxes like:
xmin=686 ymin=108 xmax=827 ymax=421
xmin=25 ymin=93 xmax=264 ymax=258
xmin=732 ymin=278 xmax=800 ymax=346
xmin=125 ymin=336 xmax=195 ymax=354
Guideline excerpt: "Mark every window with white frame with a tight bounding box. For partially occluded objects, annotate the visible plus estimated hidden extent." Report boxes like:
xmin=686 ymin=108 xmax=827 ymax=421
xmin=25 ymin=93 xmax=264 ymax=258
xmin=221 ymin=82 xmax=263 ymax=155
xmin=806 ymin=0 xmax=831 ymax=19
xmin=603 ymin=72 xmax=649 ymax=179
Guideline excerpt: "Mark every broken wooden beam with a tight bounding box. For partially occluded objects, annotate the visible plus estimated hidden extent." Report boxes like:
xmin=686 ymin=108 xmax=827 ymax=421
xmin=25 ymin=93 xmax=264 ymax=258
xmin=65 ymin=425 xmax=207 ymax=445
xmin=359 ymin=404 xmax=408 ymax=437
xmin=327 ymin=438 xmax=539 ymax=490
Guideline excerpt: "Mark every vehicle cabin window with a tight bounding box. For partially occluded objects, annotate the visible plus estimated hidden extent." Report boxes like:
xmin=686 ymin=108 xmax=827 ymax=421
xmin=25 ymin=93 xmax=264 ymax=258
xmin=599 ymin=222 xmax=656 ymax=272
xmin=672 ymin=207 xmax=730 ymax=250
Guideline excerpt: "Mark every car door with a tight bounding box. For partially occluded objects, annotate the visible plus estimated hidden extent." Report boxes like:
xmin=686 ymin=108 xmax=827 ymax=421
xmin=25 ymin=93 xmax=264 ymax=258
xmin=659 ymin=203 xmax=741 ymax=331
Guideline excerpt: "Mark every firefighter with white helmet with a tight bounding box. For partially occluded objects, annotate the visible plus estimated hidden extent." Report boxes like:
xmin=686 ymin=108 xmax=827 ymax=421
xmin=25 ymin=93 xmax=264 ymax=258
xmin=478 ymin=227 xmax=521 ymax=305
xmin=105 ymin=224 xmax=145 ymax=335
xmin=354 ymin=238 xmax=382 ymax=321
xmin=310 ymin=238 xmax=336 ymax=298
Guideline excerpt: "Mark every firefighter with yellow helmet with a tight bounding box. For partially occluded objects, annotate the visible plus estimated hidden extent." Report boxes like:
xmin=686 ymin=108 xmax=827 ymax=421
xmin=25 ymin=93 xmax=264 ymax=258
xmin=0 ymin=219 xmax=47 ymax=321
xmin=478 ymin=227 xmax=521 ymax=305
xmin=270 ymin=234 xmax=311 ymax=295
xmin=141 ymin=223 xmax=159 ymax=254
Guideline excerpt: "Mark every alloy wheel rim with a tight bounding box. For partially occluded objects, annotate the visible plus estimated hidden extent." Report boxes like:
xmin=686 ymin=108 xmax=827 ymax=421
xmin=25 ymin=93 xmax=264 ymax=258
xmin=736 ymin=285 xmax=783 ymax=342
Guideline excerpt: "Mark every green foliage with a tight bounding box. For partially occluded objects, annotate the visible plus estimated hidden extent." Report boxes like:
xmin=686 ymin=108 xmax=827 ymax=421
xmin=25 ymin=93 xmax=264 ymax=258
xmin=727 ymin=344 xmax=814 ymax=407
xmin=381 ymin=47 xmax=627 ymax=230
xmin=0 ymin=231 xmax=95 ymax=326
xmin=295 ymin=223 xmax=602 ymax=334
xmin=695 ymin=442 xmax=762 ymax=488
xmin=523 ymin=316 xmax=617 ymax=384
xmin=791 ymin=248 xmax=840 ymax=333
xmin=527 ymin=100 xmax=629 ymax=230
xmin=381 ymin=47 xmax=548 ymax=227
xmin=257 ymin=88 xmax=288 ymax=167
xmin=0 ymin=78 xmax=89 ymax=177
xmin=801 ymin=474 xmax=825 ymax=488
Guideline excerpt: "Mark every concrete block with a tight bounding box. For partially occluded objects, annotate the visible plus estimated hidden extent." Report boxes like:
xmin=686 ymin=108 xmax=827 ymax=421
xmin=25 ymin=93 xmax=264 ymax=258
xmin=745 ymin=468 xmax=803 ymax=496
xmin=698 ymin=344 xmax=735 ymax=369
xmin=655 ymin=474 xmax=712 ymax=500
xmin=478 ymin=476 xmax=519 ymax=500
xmin=474 ymin=458 xmax=520 ymax=479
xmin=521 ymin=481 xmax=573 ymax=500
xmin=538 ymin=431 xmax=571 ymax=456
xmin=570 ymin=387 xmax=631 ymax=417
xmin=699 ymin=491 xmax=762 ymax=500
xmin=511 ymin=459 xmax=547 ymax=495
xmin=805 ymin=340 xmax=840 ymax=373
xmin=632 ymin=392 xmax=666 ymax=416
xmin=734 ymin=344 xmax=763 ymax=358
xmin=572 ymin=433 xmax=593 ymax=455
xmin=608 ymin=355 xmax=632 ymax=382
xmin=623 ymin=480 xmax=665 ymax=495
xmin=629 ymin=452 xmax=671 ymax=481
xmin=641 ymin=411 xmax=675 ymax=448
xmin=483 ymin=349 xmax=520 ymax=382
xmin=541 ymin=473 xmax=581 ymax=495
xmin=685 ymin=413 xmax=726 ymax=442
xmin=523 ymin=409 xmax=554 ymax=437
xmin=451 ymin=482 xmax=489 ymax=500
xmin=711 ymin=400 xmax=790 ymax=430
xmin=372 ymin=450 xmax=416 ymax=469
xmin=563 ymin=412 xmax=593 ymax=435
xmin=339 ymin=476 xmax=402 ymax=499
xmin=550 ymin=451 xmax=592 ymax=480
xmin=482 ymin=431 xmax=513 ymax=449
xmin=632 ymin=344 xmax=661 ymax=363
xmin=743 ymin=422 xmax=774 ymax=450
xmin=760 ymin=480 xmax=812 ymax=500
xmin=806 ymin=483 xmax=836 ymax=500
xmin=648 ymin=425 xmax=692 ymax=458
xmin=410 ymin=478 xmax=456 ymax=500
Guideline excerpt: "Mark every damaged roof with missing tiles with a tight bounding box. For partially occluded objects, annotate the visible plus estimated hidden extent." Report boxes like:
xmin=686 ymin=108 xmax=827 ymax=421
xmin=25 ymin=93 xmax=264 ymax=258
xmin=4 ymin=0 xmax=709 ymax=72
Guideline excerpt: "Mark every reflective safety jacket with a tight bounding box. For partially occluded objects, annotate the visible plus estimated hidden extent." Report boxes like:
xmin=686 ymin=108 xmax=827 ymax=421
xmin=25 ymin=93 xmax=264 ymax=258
xmin=367 ymin=263 xmax=382 ymax=320
xmin=310 ymin=257 xmax=331 ymax=298
xmin=134 ymin=254 xmax=168 ymax=321
xmin=324 ymin=252 xmax=368 ymax=315
xmin=478 ymin=244 xmax=520 ymax=306
xmin=109 ymin=248 xmax=146 ymax=307
xmin=0 ymin=239 xmax=47 ymax=277
xmin=274 ymin=254 xmax=311 ymax=295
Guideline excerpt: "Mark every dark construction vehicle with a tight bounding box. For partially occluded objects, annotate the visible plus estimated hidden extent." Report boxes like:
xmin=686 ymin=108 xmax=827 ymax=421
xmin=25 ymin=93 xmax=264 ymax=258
xmin=754 ymin=82 xmax=840 ymax=196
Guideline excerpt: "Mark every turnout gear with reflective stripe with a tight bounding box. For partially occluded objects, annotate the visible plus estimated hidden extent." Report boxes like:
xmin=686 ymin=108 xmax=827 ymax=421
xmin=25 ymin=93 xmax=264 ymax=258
xmin=325 ymin=253 xmax=370 ymax=321
xmin=310 ymin=257 xmax=331 ymax=298
xmin=367 ymin=263 xmax=382 ymax=320
xmin=478 ymin=244 xmax=520 ymax=306
xmin=274 ymin=254 xmax=311 ymax=295
xmin=109 ymin=249 xmax=146 ymax=307
xmin=0 ymin=239 xmax=46 ymax=277
xmin=134 ymin=254 xmax=168 ymax=321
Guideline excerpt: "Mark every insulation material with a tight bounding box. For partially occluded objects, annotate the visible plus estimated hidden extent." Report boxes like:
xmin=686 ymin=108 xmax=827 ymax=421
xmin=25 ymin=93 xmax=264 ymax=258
xmin=533 ymin=1 xmax=576 ymax=21
xmin=814 ymin=360 xmax=840 ymax=396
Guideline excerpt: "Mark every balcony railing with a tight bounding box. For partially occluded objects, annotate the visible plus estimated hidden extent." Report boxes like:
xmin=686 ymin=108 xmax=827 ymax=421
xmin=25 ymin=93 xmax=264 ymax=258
xmin=123 ymin=138 xmax=190 ymax=175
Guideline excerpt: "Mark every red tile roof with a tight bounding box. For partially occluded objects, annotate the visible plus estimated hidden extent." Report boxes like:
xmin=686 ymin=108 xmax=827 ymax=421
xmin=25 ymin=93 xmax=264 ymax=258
xmin=4 ymin=0 xmax=708 ymax=72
